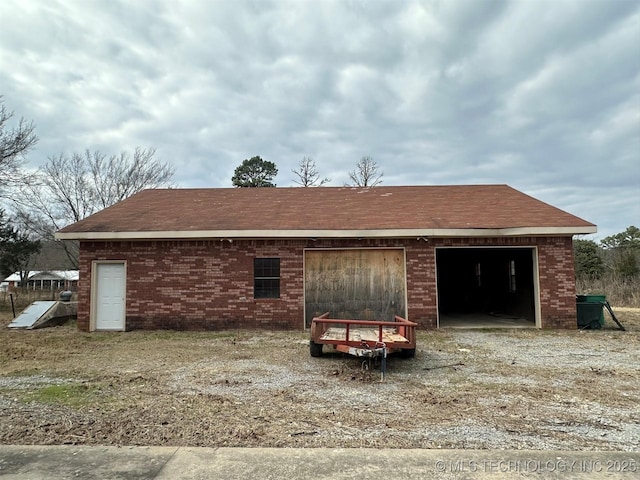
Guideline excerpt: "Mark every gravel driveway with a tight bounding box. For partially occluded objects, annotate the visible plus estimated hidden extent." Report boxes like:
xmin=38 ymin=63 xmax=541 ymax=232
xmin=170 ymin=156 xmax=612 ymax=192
xmin=0 ymin=308 xmax=638 ymax=450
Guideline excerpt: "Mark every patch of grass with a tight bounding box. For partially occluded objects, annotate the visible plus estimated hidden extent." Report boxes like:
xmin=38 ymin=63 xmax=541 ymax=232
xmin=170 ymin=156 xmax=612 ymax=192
xmin=24 ymin=383 xmax=104 ymax=408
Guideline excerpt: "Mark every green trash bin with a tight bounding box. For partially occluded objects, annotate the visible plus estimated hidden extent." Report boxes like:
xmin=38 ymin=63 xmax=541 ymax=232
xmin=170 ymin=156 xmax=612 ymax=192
xmin=576 ymin=295 xmax=606 ymax=329
xmin=576 ymin=294 xmax=606 ymax=326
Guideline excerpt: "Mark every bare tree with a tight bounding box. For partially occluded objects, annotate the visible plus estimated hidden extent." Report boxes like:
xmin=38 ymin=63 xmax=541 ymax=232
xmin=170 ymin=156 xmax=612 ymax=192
xmin=88 ymin=147 xmax=173 ymax=208
xmin=347 ymin=156 xmax=383 ymax=187
xmin=292 ymin=157 xmax=330 ymax=187
xmin=39 ymin=152 xmax=96 ymax=224
xmin=16 ymin=147 xmax=174 ymax=267
xmin=0 ymin=97 xmax=38 ymax=196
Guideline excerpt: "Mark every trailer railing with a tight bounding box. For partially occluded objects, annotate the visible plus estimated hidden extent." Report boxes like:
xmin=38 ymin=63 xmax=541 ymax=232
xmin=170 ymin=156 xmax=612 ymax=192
xmin=310 ymin=312 xmax=417 ymax=353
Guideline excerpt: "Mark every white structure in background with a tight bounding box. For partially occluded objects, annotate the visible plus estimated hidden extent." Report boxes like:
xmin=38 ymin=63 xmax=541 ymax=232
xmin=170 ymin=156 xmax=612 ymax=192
xmin=1 ymin=270 xmax=79 ymax=292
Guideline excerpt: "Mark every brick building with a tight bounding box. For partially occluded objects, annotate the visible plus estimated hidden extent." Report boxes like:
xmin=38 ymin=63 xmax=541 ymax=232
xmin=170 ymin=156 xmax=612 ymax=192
xmin=56 ymin=185 xmax=596 ymax=332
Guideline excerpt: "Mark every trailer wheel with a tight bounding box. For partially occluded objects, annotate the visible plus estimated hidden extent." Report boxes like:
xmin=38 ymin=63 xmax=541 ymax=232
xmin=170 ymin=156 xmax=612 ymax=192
xmin=310 ymin=341 xmax=323 ymax=357
xmin=398 ymin=348 xmax=415 ymax=359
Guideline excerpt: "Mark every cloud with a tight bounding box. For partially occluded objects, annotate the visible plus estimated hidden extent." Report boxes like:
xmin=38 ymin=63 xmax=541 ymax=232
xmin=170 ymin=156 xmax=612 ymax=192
xmin=0 ymin=0 xmax=638 ymax=239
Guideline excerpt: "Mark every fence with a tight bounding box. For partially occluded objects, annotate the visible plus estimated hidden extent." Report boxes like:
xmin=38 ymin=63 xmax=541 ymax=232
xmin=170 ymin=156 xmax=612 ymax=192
xmin=1 ymin=288 xmax=77 ymax=310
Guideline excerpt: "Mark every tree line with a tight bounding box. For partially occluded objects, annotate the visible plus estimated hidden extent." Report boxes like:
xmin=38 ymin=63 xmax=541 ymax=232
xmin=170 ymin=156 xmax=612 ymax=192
xmin=231 ymin=155 xmax=382 ymax=188
xmin=574 ymin=226 xmax=639 ymax=280
xmin=574 ymin=226 xmax=640 ymax=306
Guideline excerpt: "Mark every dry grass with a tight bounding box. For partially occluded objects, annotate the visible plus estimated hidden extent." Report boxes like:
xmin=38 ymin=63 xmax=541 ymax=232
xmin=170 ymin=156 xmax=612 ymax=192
xmin=0 ymin=306 xmax=639 ymax=450
xmin=576 ymin=276 xmax=640 ymax=308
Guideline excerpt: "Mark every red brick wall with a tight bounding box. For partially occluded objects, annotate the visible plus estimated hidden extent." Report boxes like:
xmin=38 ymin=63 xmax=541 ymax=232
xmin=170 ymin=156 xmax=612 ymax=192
xmin=536 ymin=236 xmax=578 ymax=328
xmin=78 ymin=240 xmax=306 ymax=331
xmin=77 ymin=236 xmax=577 ymax=331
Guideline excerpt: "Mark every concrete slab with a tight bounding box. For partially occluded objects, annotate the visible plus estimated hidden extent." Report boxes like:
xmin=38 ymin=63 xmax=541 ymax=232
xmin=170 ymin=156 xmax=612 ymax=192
xmin=0 ymin=446 xmax=638 ymax=479
xmin=440 ymin=313 xmax=536 ymax=328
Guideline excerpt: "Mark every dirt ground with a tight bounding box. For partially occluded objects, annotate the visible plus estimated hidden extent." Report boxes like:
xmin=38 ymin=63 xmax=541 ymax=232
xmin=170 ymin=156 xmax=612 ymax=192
xmin=0 ymin=307 xmax=638 ymax=451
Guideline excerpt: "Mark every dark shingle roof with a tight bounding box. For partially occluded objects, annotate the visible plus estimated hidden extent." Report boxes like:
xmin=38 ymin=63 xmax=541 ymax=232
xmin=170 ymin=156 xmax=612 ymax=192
xmin=56 ymin=185 xmax=596 ymax=239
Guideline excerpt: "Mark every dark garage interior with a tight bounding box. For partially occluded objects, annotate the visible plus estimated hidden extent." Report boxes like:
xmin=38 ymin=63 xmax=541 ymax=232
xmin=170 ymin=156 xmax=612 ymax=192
xmin=436 ymin=248 xmax=537 ymax=327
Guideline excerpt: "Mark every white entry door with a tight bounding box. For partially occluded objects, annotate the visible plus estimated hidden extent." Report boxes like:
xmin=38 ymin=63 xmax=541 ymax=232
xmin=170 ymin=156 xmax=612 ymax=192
xmin=94 ymin=263 xmax=126 ymax=331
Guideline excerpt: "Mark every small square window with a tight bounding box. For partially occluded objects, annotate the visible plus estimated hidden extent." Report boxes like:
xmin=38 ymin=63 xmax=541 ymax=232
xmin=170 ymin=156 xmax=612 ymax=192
xmin=254 ymin=258 xmax=280 ymax=298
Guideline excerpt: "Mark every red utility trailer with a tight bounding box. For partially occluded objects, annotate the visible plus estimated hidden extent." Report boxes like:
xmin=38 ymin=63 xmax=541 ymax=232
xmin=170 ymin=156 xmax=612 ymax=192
xmin=309 ymin=312 xmax=417 ymax=359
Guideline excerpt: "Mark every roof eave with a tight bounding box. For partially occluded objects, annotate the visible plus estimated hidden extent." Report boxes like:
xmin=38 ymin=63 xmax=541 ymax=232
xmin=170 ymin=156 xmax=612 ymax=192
xmin=55 ymin=226 xmax=597 ymax=241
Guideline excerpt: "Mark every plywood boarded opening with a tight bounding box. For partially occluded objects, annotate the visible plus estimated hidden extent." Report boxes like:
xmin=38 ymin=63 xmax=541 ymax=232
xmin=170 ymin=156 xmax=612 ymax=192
xmin=304 ymin=249 xmax=406 ymax=328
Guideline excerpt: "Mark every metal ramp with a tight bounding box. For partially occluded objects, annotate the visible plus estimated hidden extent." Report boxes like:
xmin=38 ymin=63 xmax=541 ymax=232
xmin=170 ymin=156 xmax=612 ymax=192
xmin=604 ymin=301 xmax=625 ymax=331
xmin=8 ymin=301 xmax=75 ymax=329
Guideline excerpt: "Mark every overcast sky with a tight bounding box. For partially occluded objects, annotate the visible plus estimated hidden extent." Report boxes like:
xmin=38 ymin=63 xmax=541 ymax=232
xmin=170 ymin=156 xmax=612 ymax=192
xmin=1 ymin=0 xmax=638 ymax=240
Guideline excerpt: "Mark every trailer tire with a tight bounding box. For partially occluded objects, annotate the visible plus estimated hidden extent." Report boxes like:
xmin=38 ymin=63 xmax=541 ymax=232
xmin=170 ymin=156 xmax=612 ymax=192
xmin=310 ymin=341 xmax=323 ymax=357
xmin=398 ymin=348 xmax=415 ymax=359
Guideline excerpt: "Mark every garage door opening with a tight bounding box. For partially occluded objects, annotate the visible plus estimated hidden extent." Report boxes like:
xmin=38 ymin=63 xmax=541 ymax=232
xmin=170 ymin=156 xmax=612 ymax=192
xmin=436 ymin=247 xmax=538 ymax=328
